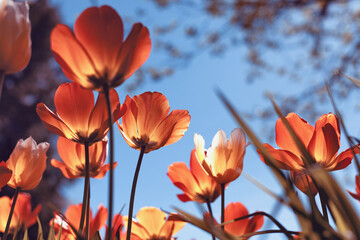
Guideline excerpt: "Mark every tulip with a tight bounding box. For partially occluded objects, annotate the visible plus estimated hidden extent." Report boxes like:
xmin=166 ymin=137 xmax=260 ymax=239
xmin=118 ymin=91 xmax=190 ymax=153
xmin=0 ymin=0 xmax=31 ymax=74
xmin=194 ymin=128 xmax=247 ymax=185
xmin=168 ymin=149 xmax=221 ymax=203
xmin=6 ymin=137 xmax=49 ymax=190
xmin=259 ymin=113 xmax=360 ymax=195
xmin=0 ymin=193 xmax=41 ymax=233
xmin=125 ymin=207 xmax=185 ymax=240
xmin=0 ymin=161 xmax=12 ymax=189
xmin=51 ymin=5 xmax=151 ymax=91
xmin=52 ymin=204 xmax=107 ymax=240
xmin=36 ymin=82 xmax=125 ymax=144
xmin=51 ymin=136 xmax=116 ymax=179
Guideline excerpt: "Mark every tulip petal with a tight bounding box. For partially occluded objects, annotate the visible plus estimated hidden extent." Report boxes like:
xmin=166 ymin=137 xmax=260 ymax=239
xmin=88 ymin=89 xmax=122 ymax=141
xmin=136 ymin=207 xmax=166 ymax=236
xmin=275 ymin=113 xmax=314 ymax=157
xmin=51 ymin=24 xmax=96 ymax=88
xmin=51 ymin=159 xmax=79 ymax=179
xmin=259 ymin=143 xmax=304 ymax=171
xmin=224 ymin=202 xmax=249 ymax=236
xmin=167 ymin=162 xmax=200 ymax=202
xmin=74 ymin=6 xmax=124 ymax=77
xmin=159 ymin=216 xmax=186 ymax=239
xmin=308 ymin=119 xmax=340 ymax=165
xmin=291 ymin=171 xmax=318 ymax=195
xmin=89 ymin=205 xmax=108 ymax=238
xmin=330 ymin=145 xmax=360 ymax=171
xmin=93 ymin=162 xmax=117 ymax=179
xmin=134 ymin=92 xmax=170 ymax=140
xmin=36 ymin=103 xmax=77 ymax=140
xmin=0 ymin=162 xmax=12 ymax=189
xmin=245 ymin=214 xmax=264 ymax=234
xmin=54 ymin=83 xmax=95 ymax=139
xmin=163 ymin=110 xmax=191 ymax=146
xmin=115 ymin=23 xmax=151 ymax=85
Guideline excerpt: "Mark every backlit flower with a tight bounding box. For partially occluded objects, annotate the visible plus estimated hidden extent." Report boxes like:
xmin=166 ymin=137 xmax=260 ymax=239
xmin=348 ymin=175 xmax=360 ymax=201
xmin=6 ymin=137 xmax=49 ymax=190
xmin=194 ymin=129 xmax=246 ymax=184
xmin=0 ymin=0 xmax=31 ymax=74
xmin=36 ymin=82 xmax=126 ymax=144
xmin=51 ymin=136 xmax=116 ymax=179
xmin=52 ymin=204 xmax=107 ymax=240
xmin=125 ymin=207 xmax=185 ymax=240
xmin=259 ymin=113 xmax=360 ymax=195
xmin=51 ymin=5 xmax=151 ymax=91
xmin=117 ymin=92 xmax=190 ymax=153
xmin=168 ymin=149 xmax=221 ymax=203
xmin=0 ymin=193 xmax=41 ymax=233
xmin=223 ymin=202 xmax=263 ymax=237
xmin=0 ymin=161 xmax=12 ymax=189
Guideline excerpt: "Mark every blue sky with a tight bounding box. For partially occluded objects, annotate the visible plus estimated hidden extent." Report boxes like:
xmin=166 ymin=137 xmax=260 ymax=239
xmin=46 ymin=0 xmax=360 ymax=239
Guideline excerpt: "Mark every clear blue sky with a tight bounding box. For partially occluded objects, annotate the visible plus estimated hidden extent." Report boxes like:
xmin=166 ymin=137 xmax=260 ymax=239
xmin=46 ymin=0 xmax=360 ymax=239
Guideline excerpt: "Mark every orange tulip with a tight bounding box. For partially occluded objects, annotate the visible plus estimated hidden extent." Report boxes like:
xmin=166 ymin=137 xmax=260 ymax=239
xmin=117 ymin=92 xmax=190 ymax=153
xmin=194 ymin=129 xmax=247 ymax=184
xmin=0 ymin=193 xmax=41 ymax=233
xmin=223 ymin=202 xmax=263 ymax=237
xmin=6 ymin=137 xmax=49 ymax=190
xmin=0 ymin=161 xmax=12 ymax=189
xmin=36 ymin=82 xmax=126 ymax=144
xmin=52 ymin=204 xmax=107 ymax=240
xmin=259 ymin=113 xmax=360 ymax=195
xmin=168 ymin=149 xmax=221 ymax=203
xmin=51 ymin=5 xmax=151 ymax=91
xmin=0 ymin=0 xmax=31 ymax=74
xmin=348 ymin=175 xmax=360 ymax=201
xmin=125 ymin=207 xmax=185 ymax=240
xmin=51 ymin=136 xmax=116 ymax=179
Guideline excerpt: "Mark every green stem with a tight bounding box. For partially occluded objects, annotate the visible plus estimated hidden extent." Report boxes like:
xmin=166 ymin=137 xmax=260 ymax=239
xmin=220 ymin=183 xmax=225 ymax=231
xmin=206 ymin=200 xmax=216 ymax=240
xmin=103 ymin=84 xmax=114 ymax=240
xmin=79 ymin=142 xmax=90 ymax=237
xmin=0 ymin=71 xmax=4 ymax=103
xmin=126 ymin=145 xmax=146 ymax=240
xmin=3 ymin=187 xmax=20 ymax=240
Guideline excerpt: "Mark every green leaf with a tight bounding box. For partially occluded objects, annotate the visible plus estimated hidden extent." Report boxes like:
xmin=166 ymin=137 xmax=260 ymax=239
xmin=37 ymin=217 xmax=44 ymax=240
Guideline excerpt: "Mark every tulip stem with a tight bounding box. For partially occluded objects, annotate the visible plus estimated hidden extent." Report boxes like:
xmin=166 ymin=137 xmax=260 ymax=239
xmin=126 ymin=145 xmax=146 ymax=240
xmin=103 ymin=84 xmax=114 ymax=240
xmin=206 ymin=200 xmax=216 ymax=240
xmin=0 ymin=71 xmax=4 ymax=103
xmin=220 ymin=183 xmax=225 ymax=231
xmin=3 ymin=187 xmax=20 ymax=240
xmin=79 ymin=142 xmax=90 ymax=238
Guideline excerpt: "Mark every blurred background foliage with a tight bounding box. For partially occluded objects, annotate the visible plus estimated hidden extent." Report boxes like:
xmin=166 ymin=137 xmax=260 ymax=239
xmin=1 ymin=0 xmax=360 ymax=238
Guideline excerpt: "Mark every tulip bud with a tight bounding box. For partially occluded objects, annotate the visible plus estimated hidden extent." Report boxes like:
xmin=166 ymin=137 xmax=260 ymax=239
xmin=6 ymin=137 xmax=49 ymax=190
xmin=0 ymin=0 xmax=31 ymax=74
